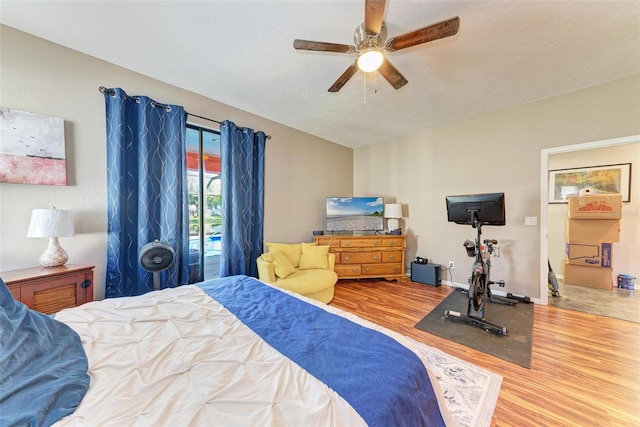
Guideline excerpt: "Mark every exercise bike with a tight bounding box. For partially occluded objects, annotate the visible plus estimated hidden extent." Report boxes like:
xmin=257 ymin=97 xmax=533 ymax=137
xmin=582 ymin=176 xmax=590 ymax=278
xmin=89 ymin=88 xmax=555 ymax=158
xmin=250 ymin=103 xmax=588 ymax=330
xmin=466 ymin=239 xmax=521 ymax=306
xmin=444 ymin=211 xmax=509 ymax=336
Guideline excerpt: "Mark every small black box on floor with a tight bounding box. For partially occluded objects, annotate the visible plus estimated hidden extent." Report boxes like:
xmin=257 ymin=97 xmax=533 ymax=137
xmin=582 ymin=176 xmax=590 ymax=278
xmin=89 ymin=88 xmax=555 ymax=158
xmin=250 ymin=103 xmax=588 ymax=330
xmin=411 ymin=262 xmax=441 ymax=287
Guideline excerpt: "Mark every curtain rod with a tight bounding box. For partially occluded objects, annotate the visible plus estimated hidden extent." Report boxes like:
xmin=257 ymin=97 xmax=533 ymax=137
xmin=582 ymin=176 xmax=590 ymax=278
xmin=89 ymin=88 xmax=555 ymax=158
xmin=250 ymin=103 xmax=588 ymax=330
xmin=99 ymin=86 xmax=270 ymax=139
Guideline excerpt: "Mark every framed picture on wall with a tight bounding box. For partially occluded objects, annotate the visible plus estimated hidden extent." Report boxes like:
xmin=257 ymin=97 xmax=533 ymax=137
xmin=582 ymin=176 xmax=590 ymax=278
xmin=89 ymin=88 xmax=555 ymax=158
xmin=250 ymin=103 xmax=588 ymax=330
xmin=548 ymin=163 xmax=631 ymax=203
xmin=0 ymin=107 xmax=67 ymax=186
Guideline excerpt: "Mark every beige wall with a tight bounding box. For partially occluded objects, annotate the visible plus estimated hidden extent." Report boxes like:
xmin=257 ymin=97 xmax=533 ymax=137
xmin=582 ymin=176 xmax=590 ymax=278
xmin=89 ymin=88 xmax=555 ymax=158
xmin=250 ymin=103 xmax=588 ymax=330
xmin=0 ymin=25 xmax=353 ymax=299
xmin=354 ymin=75 xmax=640 ymax=300
xmin=548 ymin=143 xmax=640 ymax=278
xmin=3 ymin=24 xmax=638 ymax=302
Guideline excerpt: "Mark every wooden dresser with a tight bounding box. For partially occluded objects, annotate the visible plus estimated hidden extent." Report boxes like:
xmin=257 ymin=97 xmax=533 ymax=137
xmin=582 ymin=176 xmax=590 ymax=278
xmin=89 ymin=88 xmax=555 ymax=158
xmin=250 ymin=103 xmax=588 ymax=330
xmin=314 ymin=234 xmax=407 ymax=282
xmin=1 ymin=264 xmax=94 ymax=314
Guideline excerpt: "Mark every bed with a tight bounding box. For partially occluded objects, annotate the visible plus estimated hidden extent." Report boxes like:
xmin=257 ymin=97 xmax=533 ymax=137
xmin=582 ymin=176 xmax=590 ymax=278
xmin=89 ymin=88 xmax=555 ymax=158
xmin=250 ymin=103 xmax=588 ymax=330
xmin=1 ymin=274 xmax=501 ymax=426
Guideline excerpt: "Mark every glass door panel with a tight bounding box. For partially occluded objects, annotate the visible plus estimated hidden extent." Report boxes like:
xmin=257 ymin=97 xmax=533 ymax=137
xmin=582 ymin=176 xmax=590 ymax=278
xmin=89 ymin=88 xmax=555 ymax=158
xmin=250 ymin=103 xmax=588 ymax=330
xmin=186 ymin=125 xmax=221 ymax=283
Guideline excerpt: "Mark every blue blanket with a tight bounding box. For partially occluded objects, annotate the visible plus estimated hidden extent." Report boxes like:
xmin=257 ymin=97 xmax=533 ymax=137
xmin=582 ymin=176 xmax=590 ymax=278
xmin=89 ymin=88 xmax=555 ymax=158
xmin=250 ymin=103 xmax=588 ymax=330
xmin=0 ymin=278 xmax=89 ymax=427
xmin=199 ymin=275 xmax=445 ymax=427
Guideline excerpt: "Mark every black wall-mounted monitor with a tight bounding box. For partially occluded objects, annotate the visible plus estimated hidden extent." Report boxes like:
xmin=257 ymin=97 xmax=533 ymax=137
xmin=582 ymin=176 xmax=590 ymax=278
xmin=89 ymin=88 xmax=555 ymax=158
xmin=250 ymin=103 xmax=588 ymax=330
xmin=446 ymin=193 xmax=506 ymax=226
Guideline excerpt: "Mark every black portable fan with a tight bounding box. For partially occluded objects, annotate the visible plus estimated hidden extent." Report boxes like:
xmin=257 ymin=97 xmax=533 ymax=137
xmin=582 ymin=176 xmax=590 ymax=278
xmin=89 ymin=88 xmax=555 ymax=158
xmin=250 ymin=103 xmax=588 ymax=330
xmin=139 ymin=239 xmax=176 ymax=290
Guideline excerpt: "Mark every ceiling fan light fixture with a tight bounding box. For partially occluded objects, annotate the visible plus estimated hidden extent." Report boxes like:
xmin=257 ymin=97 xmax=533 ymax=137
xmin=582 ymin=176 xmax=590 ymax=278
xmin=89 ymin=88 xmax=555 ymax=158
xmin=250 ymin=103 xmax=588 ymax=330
xmin=294 ymin=1 xmax=460 ymax=92
xmin=357 ymin=48 xmax=384 ymax=72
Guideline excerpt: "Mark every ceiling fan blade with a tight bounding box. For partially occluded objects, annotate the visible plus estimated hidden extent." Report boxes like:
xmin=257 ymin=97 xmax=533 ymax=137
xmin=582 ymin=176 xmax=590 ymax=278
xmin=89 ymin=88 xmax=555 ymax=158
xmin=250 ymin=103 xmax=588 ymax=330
xmin=294 ymin=39 xmax=356 ymax=53
xmin=378 ymin=58 xmax=408 ymax=89
xmin=385 ymin=16 xmax=460 ymax=51
xmin=364 ymin=0 xmax=386 ymax=35
xmin=328 ymin=62 xmax=359 ymax=92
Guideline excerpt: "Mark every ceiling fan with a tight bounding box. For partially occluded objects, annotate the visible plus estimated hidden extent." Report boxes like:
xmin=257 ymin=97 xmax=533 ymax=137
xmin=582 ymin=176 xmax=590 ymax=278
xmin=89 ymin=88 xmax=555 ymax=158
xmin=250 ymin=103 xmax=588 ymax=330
xmin=293 ymin=0 xmax=460 ymax=92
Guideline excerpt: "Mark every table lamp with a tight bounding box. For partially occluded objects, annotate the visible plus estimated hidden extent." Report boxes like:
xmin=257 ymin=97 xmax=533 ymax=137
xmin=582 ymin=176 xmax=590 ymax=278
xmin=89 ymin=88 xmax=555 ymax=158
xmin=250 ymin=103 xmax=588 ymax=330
xmin=27 ymin=207 xmax=75 ymax=267
xmin=384 ymin=203 xmax=403 ymax=233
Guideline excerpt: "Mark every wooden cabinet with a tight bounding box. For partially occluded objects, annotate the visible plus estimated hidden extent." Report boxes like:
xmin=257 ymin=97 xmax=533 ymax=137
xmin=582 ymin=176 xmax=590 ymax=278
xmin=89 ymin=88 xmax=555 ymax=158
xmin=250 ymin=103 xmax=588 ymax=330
xmin=314 ymin=235 xmax=407 ymax=282
xmin=1 ymin=264 xmax=94 ymax=314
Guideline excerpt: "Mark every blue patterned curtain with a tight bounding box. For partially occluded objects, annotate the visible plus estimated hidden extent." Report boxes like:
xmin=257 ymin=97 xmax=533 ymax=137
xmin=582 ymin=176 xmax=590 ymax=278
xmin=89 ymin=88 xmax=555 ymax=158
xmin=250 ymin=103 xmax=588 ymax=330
xmin=220 ymin=120 xmax=266 ymax=277
xmin=104 ymin=88 xmax=190 ymax=297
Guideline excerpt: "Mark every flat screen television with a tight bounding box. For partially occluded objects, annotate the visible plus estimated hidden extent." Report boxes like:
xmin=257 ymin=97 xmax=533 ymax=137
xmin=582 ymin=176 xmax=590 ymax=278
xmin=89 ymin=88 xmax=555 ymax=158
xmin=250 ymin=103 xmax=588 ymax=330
xmin=326 ymin=197 xmax=384 ymax=232
xmin=445 ymin=193 xmax=506 ymax=226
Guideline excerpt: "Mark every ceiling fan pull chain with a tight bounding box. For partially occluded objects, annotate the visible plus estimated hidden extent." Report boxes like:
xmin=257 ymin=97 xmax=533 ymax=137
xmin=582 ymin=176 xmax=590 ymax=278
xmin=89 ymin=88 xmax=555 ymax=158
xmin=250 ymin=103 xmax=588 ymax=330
xmin=363 ymin=73 xmax=367 ymax=105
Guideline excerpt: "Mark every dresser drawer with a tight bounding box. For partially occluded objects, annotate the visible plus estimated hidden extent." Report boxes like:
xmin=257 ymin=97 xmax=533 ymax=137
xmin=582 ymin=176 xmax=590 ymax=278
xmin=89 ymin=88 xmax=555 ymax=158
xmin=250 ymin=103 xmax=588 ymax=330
xmin=341 ymin=239 xmax=382 ymax=248
xmin=382 ymin=238 xmax=404 ymax=247
xmin=335 ymin=264 xmax=362 ymax=277
xmin=341 ymin=251 xmax=381 ymax=264
xmin=316 ymin=237 xmax=342 ymax=248
xmin=382 ymin=251 xmax=402 ymax=263
xmin=29 ymin=282 xmax=77 ymax=314
xmin=362 ymin=263 xmax=403 ymax=276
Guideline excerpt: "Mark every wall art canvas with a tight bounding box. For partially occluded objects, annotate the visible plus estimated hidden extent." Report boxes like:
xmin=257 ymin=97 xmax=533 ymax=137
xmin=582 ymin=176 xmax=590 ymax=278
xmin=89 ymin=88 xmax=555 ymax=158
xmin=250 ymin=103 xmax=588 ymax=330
xmin=0 ymin=107 xmax=67 ymax=185
xmin=548 ymin=163 xmax=631 ymax=203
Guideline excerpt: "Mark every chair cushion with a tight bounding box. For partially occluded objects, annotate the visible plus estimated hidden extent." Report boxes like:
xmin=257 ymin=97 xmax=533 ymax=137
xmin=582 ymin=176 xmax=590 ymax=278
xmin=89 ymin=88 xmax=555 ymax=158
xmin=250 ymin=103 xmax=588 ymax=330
xmin=299 ymin=243 xmax=330 ymax=270
xmin=275 ymin=269 xmax=338 ymax=296
xmin=266 ymin=242 xmax=302 ymax=267
xmin=268 ymin=249 xmax=296 ymax=278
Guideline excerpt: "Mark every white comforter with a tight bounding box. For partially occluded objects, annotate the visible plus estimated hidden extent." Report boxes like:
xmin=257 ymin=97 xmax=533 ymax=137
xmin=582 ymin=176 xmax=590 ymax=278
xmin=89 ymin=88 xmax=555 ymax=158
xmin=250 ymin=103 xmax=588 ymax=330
xmin=54 ymin=283 xmax=456 ymax=426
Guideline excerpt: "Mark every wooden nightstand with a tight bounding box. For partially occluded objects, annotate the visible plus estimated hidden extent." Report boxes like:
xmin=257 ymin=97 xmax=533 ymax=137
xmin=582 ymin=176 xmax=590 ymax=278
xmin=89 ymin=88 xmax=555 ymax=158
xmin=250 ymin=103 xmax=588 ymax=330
xmin=1 ymin=264 xmax=94 ymax=314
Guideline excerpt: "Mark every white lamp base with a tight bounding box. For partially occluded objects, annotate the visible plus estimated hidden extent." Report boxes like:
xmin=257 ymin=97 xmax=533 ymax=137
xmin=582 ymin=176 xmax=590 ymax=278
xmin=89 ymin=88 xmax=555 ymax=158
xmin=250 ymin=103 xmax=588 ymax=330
xmin=388 ymin=218 xmax=400 ymax=232
xmin=39 ymin=237 xmax=69 ymax=267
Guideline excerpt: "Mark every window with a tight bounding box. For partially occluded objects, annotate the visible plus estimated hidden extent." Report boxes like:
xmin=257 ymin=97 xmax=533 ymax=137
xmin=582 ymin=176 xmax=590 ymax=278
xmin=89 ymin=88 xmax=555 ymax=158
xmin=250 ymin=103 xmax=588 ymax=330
xmin=186 ymin=124 xmax=221 ymax=283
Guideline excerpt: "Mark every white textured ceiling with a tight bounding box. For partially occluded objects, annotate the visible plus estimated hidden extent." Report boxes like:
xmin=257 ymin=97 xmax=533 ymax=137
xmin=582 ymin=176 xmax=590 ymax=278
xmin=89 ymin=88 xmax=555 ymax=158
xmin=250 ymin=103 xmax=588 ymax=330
xmin=1 ymin=1 xmax=639 ymax=149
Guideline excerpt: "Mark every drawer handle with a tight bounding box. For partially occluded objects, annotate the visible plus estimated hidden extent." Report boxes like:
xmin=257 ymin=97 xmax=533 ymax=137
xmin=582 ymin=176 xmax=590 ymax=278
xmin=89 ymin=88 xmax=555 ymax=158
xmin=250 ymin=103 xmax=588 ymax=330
xmin=388 ymin=255 xmax=396 ymax=260
xmin=393 ymin=267 xmax=400 ymax=272
xmin=344 ymin=256 xmax=350 ymax=261
xmin=374 ymin=241 xmax=380 ymax=245
xmin=344 ymin=242 xmax=351 ymax=246
xmin=352 ymin=268 xmax=358 ymax=272
xmin=364 ymin=267 xmax=371 ymax=272
xmin=81 ymin=280 xmax=91 ymax=289
xmin=373 ymin=256 xmax=379 ymax=260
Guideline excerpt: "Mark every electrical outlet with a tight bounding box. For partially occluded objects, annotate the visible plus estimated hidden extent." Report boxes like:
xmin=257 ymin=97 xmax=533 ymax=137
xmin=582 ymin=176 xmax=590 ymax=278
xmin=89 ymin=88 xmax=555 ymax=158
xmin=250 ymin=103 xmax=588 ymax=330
xmin=448 ymin=261 xmax=455 ymax=269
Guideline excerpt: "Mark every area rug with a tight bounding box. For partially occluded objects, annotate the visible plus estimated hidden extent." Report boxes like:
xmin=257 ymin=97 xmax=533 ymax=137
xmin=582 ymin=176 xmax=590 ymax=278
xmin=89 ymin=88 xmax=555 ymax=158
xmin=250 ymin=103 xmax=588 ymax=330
xmin=413 ymin=339 xmax=502 ymax=427
xmin=415 ymin=288 xmax=534 ymax=368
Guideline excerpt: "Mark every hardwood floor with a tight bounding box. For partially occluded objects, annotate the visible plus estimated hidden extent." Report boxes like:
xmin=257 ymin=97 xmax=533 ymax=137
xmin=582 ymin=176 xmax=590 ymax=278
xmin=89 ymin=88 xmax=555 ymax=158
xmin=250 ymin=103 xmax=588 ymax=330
xmin=329 ymin=279 xmax=640 ymax=426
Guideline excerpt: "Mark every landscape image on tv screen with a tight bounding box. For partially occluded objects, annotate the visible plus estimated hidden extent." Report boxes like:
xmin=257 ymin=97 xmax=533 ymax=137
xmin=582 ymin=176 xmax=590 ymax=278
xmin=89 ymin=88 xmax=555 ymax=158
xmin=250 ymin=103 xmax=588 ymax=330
xmin=326 ymin=197 xmax=384 ymax=232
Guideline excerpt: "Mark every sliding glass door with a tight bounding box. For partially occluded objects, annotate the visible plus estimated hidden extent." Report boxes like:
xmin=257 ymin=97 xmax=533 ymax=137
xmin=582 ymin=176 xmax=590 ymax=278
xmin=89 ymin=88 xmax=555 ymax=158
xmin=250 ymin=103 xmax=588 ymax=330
xmin=186 ymin=124 xmax=221 ymax=283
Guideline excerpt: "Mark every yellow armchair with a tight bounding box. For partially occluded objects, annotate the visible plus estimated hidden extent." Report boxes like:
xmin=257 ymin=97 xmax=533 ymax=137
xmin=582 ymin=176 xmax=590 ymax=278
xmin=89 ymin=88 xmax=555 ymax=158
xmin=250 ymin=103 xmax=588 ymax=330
xmin=256 ymin=242 xmax=338 ymax=303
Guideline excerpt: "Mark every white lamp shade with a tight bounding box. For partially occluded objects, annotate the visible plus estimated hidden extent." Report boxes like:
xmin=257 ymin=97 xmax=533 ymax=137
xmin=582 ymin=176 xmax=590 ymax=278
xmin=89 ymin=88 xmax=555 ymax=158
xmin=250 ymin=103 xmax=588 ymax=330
xmin=384 ymin=204 xmax=402 ymax=219
xmin=27 ymin=208 xmax=75 ymax=238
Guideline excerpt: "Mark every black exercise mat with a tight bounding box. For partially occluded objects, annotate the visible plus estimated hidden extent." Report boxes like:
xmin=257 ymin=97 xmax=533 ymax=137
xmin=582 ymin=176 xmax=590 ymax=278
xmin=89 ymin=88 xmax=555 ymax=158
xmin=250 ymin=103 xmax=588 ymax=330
xmin=415 ymin=289 xmax=533 ymax=368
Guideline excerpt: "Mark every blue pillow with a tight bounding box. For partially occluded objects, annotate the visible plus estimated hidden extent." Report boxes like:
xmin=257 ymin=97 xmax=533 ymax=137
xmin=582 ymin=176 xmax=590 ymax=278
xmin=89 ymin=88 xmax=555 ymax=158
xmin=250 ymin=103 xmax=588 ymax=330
xmin=0 ymin=277 xmax=90 ymax=426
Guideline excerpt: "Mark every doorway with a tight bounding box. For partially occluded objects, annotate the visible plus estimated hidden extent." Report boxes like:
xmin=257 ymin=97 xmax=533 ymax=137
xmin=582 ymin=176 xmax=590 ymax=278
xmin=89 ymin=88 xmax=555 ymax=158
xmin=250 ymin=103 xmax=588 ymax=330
xmin=539 ymin=134 xmax=639 ymax=321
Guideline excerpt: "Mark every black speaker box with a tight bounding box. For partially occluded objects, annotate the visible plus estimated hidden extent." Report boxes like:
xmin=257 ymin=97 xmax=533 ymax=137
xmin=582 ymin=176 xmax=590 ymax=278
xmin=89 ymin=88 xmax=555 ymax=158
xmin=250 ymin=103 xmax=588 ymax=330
xmin=411 ymin=262 xmax=441 ymax=287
